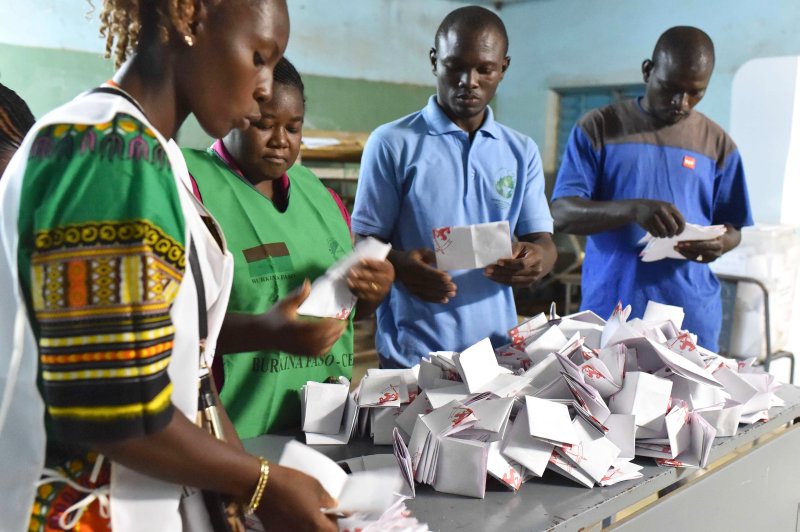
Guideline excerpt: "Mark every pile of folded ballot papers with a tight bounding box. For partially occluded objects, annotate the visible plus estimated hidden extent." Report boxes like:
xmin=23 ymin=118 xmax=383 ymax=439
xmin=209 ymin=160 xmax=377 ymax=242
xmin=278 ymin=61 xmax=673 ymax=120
xmin=298 ymin=299 xmax=783 ymax=499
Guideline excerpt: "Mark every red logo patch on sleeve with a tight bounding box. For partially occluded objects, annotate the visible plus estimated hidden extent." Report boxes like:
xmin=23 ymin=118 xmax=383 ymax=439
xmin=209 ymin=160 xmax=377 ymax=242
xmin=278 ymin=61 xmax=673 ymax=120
xmin=682 ymin=155 xmax=696 ymax=169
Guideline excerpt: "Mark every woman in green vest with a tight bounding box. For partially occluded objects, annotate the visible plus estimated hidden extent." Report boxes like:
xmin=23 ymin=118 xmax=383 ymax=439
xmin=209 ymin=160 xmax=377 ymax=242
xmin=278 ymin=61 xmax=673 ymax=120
xmin=184 ymin=57 xmax=394 ymax=438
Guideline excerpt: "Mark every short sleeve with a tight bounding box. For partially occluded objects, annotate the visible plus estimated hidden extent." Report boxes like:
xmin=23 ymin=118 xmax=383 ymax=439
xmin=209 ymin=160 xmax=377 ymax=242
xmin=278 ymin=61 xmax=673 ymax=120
xmin=351 ymin=131 xmax=401 ymax=240
xmin=516 ymin=138 xmax=554 ymax=236
xmin=712 ymin=149 xmax=754 ymax=229
xmin=19 ymin=115 xmax=185 ymax=443
xmin=551 ymin=125 xmax=601 ymax=201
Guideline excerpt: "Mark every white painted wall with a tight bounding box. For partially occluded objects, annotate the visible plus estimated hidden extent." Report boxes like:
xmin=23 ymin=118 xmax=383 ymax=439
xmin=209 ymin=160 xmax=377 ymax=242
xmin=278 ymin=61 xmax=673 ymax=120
xmin=728 ymin=57 xmax=800 ymax=384
xmin=730 ymin=57 xmax=800 ymax=225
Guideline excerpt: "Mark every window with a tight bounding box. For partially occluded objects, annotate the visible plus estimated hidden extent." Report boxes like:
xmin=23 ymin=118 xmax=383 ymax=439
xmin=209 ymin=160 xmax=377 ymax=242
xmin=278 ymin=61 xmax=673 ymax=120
xmin=555 ymin=85 xmax=645 ymax=169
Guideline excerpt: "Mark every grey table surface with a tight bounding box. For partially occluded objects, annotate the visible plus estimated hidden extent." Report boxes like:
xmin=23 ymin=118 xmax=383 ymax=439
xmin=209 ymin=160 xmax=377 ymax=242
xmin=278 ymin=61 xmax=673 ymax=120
xmin=244 ymin=384 xmax=800 ymax=532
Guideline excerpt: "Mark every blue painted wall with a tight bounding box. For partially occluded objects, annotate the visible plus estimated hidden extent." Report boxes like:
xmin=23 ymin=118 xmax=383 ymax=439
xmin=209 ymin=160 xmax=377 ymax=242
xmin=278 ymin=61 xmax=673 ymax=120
xmin=499 ymin=0 xmax=800 ymax=171
xmin=3 ymin=0 xmax=800 ymax=167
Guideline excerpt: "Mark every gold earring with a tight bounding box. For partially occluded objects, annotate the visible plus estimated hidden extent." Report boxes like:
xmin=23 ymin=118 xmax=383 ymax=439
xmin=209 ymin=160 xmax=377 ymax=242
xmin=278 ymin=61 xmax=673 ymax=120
xmin=184 ymin=34 xmax=194 ymax=47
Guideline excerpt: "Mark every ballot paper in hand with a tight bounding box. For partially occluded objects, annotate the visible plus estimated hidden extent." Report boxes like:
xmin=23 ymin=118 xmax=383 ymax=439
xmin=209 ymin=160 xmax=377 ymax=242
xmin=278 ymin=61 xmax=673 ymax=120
xmin=279 ymin=440 xmax=401 ymax=514
xmin=297 ymin=237 xmax=391 ymax=319
xmin=432 ymin=221 xmax=512 ymax=270
xmin=638 ymin=223 xmax=726 ymax=262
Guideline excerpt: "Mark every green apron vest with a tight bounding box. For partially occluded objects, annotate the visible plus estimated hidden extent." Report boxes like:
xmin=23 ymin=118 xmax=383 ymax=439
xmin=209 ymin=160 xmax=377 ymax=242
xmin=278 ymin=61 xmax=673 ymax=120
xmin=183 ymin=148 xmax=354 ymax=437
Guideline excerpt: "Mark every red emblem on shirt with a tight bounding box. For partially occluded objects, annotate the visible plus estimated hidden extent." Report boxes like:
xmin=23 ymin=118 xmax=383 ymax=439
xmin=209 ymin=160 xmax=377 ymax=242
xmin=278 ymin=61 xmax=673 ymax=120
xmin=682 ymin=155 xmax=696 ymax=169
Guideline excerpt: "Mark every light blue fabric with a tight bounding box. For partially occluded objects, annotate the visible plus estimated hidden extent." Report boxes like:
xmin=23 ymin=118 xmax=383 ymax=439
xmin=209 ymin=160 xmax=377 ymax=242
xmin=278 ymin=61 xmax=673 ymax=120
xmin=352 ymin=95 xmax=553 ymax=368
xmin=552 ymin=101 xmax=754 ymax=351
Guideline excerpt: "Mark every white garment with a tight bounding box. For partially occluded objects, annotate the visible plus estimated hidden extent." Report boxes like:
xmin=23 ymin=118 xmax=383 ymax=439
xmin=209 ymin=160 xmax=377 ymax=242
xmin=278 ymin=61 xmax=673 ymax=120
xmin=0 ymin=91 xmax=233 ymax=532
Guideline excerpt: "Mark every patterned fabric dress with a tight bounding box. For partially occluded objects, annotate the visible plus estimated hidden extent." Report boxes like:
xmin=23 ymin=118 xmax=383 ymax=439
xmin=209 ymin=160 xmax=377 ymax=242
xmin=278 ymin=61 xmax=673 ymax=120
xmin=2 ymin=98 xmax=187 ymax=530
xmin=22 ymin=113 xmax=185 ymax=530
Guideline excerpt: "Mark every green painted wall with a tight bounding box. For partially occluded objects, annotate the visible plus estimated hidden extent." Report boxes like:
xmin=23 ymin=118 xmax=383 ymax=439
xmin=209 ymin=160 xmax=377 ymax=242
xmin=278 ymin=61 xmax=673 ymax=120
xmin=0 ymin=42 xmax=434 ymax=148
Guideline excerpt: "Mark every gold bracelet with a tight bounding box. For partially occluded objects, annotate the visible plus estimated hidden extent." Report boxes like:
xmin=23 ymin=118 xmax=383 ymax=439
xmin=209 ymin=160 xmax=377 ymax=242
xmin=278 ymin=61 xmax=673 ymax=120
xmin=246 ymin=457 xmax=270 ymax=515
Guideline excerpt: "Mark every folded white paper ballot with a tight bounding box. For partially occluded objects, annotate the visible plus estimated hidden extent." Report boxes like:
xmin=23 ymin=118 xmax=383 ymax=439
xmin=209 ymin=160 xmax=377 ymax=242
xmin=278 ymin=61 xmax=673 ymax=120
xmin=304 ymin=392 xmax=359 ymax=445
xmin=642 ymin=300 xmax=685 ymax=331
xmin=358 ymin=372 xmax=409 ymax=407
xmin=432 ymin=221 xmax=513 ymax=270
xmin=301 ymin=378 xmax=349 ymax=434
xmin=278 ymin=440 xmax=401 ymax=514
xmin=638 ymin=223 xmax=726 ymax=262
xmin=297 ymin=237 xmax=391 ymax=319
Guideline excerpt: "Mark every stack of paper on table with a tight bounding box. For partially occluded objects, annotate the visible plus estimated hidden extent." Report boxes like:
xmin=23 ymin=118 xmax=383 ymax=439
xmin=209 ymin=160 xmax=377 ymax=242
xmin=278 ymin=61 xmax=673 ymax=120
xmin=301 ymin=377 xmax=361 ymax=445
xmin=297 ymin=236 xmax=391 ymax=319
xmin=407 ymin=399 xmax=479 ymax=484
xmin=356 ymin=369 xmax=415 ymax=445
xmin=301 ymin=377 xmax=350 ymax=434
xmin=303 ymin=298 xmax=783 ymax=499
xmin=432 ymin=220 xmax=513 ymax=270
xmin=638 ymin=223 xmax=727 ymax=262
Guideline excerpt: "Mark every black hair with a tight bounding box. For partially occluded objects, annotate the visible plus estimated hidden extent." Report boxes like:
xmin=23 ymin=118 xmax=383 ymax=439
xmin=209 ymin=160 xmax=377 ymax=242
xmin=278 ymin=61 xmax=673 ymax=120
xmin=273 ymin=56 xmax=305 ymax=103
xmin=652 ymin=26 xmax=715 ymax=70
xmin=0 ymin=82 xmax=35 ymax=168
xmin=435 ymin=5 xmax=509 ymax=55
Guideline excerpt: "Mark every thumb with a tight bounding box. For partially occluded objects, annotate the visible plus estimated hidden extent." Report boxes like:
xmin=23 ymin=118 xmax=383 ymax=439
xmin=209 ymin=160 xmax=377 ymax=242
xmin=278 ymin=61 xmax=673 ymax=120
xmin=417 ymin=248 xmax=437 ymax=265
xmin=280 ymin=279 xmax=311 ymax=313
xmin=319 ymin=489 xmax=337 ymax=511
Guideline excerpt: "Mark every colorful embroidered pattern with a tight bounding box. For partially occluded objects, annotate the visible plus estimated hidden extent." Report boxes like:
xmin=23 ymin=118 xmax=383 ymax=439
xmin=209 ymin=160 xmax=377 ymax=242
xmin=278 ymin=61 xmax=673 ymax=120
xmin=18 ymin=113 xmax=187 ymax=443
xmin=29 ymin=115 xmax=168 ymax=169
xmin=30 ymin=219 xmax=182 ymax=436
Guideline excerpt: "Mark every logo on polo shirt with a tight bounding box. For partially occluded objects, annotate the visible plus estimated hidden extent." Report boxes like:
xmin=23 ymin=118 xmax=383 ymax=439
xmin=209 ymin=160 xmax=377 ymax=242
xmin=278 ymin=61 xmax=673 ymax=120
xmin=492 ymin=169 xmax=516 ymax=210
xmin=495 ymin=173 xmax=515 ymax=199
xmin=682 ymin=155 xmax=696 ymax=169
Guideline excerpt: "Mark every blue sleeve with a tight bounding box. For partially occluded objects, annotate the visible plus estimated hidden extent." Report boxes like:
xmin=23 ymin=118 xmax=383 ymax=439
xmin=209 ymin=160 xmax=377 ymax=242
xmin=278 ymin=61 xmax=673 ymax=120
xmin=516 ymin=138 xmax=554 ymax=236
xmin=551 ymin=125 xmax=601 ymax=201
xmin=712 ymin=150 xmax=754 ymax=228
xmin=351 ymin=130 xmax=400 ymax=240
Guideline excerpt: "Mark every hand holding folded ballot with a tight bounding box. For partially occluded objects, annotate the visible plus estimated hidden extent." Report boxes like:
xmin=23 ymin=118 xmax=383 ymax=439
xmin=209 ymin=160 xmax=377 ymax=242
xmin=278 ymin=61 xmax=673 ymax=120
xmin=297 ymin=237 xmax=392 ymax=319
xmin=673 ymin=231 xmax=727 ymax=263
xmin=278 ymin=441 xmax=406 ymax=516
xmin=346 ymin=257 xmax=395 ymax=305
xmin=392 ymin=247 xmax=457 ymax=304
xmin=259 ymin=280 xmax=347 ymax=357
xmin=631 ymin=199 xmax=686 ymax=238
xmin=484 ymin=240 xmax=550 ymax=287
xmin=258 ymin=463 xmax=338 ymax=532
xmin=638 ymin=222 xmax=727 ymax=262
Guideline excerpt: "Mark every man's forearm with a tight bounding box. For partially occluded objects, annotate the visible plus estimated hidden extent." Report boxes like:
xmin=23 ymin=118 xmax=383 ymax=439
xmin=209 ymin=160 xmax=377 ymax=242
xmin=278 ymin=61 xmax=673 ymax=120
xmin=721 ymin=223 xmax=742 ymax=254
xmin=551 ymin=197 xmax=638 ymax=234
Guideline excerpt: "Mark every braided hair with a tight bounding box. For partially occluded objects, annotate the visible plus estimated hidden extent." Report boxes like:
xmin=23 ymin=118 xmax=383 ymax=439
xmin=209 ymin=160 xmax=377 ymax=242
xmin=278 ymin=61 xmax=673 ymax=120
xmin=97 ymin=0 xmax=220 ymax=67
xmin=272 ymin=56 xmax=305 ymax=103
xmin=0 ymin=83 xmax=35 ymax=173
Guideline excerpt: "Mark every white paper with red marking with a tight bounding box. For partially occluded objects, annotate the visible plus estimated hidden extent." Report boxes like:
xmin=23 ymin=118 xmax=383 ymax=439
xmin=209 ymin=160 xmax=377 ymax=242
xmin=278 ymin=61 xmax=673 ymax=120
xmin=297 ymin=236 xmax=391 ymax=319
xmin=432 ymin=221 xmax=512 ymax=270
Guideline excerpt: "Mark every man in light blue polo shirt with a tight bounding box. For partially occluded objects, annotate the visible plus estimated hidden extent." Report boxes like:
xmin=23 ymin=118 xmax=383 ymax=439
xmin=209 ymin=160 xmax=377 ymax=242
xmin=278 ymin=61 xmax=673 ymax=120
xmin=351 ymin=6 xmax=556 ymax=368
